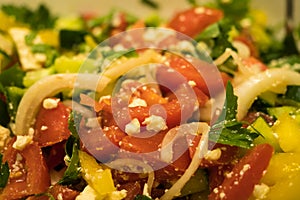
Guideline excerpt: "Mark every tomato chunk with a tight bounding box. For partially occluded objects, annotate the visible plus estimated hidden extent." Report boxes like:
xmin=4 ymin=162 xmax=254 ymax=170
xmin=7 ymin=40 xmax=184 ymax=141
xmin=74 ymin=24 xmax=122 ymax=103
xmin=208 ymin=143 xmax=273 ymax=200
xmin=34 ymin=99 xmax=71 ymax=147
xmin=168 ymin=7 xmax=223 ymax=38
xmin=1 ymin=138 xmax=50 ymax=199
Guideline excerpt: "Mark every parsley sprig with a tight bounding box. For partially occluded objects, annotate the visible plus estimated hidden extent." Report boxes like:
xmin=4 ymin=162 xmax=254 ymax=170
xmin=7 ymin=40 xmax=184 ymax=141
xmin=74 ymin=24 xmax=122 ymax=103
xmin=209 ymin=82 xmax=259 ymax=148
xmin=0 ymin=154 xmax=10 ymax=189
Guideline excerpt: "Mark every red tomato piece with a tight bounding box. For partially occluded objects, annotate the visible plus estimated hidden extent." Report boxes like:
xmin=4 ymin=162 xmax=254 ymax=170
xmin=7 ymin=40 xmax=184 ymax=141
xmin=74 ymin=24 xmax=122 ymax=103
xmin=34 ymin=99 xmax=71 ymax=147
xmin=1 ymin=138 xmax=50 ymax=200
xmin=26 ymin=185 xmax=79 ymax=200
xmin=168 ymin=7 xmax=223 ymax=38
xmin=80 ymin=125 xmax=126 ymax=162
xmin=117 ymin=182 xmax=142 ymax=200
xmin=156 ymin=55 xmax=228 ymax=97
xmin=208 ymin=143 xmax=273 ymax=200
xmin=242 ymin=56 xmax=268 ymax=71
xmin=234 ymin=34 xmax=258 ymax=58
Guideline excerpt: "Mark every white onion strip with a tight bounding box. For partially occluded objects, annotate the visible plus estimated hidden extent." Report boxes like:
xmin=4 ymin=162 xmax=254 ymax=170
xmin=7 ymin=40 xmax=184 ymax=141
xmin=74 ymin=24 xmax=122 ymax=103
xmin=160 ymin=123 xmax=209 ymax=200
xmin=160 ymin=122 xmax=209 ymax=163
xmin=15 ymin=73 xmax=110 ymax=135
xmin=106 ymin=158 xmax=155 ymax=195
xmin=235 ymin=68 xmax=300 ymax=120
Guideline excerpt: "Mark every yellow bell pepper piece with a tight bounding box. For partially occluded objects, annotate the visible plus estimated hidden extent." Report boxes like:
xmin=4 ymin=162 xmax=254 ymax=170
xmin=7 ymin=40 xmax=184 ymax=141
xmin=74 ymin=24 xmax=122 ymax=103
xmin=272 ymin=113 xmax=300 ymax=153
xmin=265 ymin=171 xmax=300 ymax=200
xmin=78 ymin=150 xmax=116 ymax=199
xmin=261 ymin=153 xmax=300 ymax=185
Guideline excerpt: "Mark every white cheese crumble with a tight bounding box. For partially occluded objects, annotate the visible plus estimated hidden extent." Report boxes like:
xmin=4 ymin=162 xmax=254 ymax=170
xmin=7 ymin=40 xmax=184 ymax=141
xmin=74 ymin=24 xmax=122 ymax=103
xmin=252 ymin=183 xmax=270 ymax=199
xmin=128 ymin=98 xmax=147 ymax=108
xmin=142 ymin=115 xmax=168 ymax=132
xmin=109 ymin=189 xmax=127 ymax=200
xmin=43 ymin=98 xmax=60 ymax=109
xmin=0 ymin=125 xmax=10 ymax=150
xmin=125 ymin=118 xmax=141 ymax=135
xmin=75 ymin=185 xmax=98 ymax=200
xmin=188 ymin=80 xmax=197 ymax=87
xmin=204 ymin=148 xmax=222 ymax=161
xmin=13 ymin=135 xmax=33 ymax=151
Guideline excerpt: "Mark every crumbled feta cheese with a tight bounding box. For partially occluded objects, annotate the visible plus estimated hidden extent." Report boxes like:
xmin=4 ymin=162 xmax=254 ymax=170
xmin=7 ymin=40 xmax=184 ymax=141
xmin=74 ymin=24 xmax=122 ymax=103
xmin=13 ymin=135 xmax=33 ymax=150
xmin=142 ymin=115 xmax=168 ymax=132
xmin=43 ymin=98 xmax=60 ymax=109
xmin=125 ymin=118 xmax=140 ymax=135
xmin=41 ymin=125 xmax=48 ymax=131
xmin=75 ymin=185 xmax=98 ymax=200
xmin=128 ymin=98 xmax=147 ymax=108
xmin=252 ymin=183 xmax=270 ymax=199
xmin=204 ymin=148 xmax=222 ymax=161
xmin=109 ymin=189 xmax=127 ymax=200
xmin=194 ymin=7 xmax=205 ymax=14
xmin=86 ymin=117 xmax=100 ymax=128
xmin=9 ymin=28 xmax=44 ymax=70
xmin=0 ymin=125 xmax=10 ymax=150
xmin=188 ymin=80 xmax=197 ymax=87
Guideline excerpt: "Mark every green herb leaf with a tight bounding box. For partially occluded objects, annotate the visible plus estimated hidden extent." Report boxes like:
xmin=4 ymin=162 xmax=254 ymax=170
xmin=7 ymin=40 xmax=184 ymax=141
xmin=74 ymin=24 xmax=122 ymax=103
xmin=210 ymin=20 xmax=236 ymax=59
xmin=134 ymin=195 xmax=153 ymax=200
xmin=59 ymin=29 xmax=88 ymax=49
xmin=30 ymin=44 xmax=59 ymax=67
xmin=283 ymin=85 xmax=300 ymax=102
xmin=209 ymin=82 xmax=259 ymax=148
xmin=0 ymin=154 xmax=10 ymax=188
xmin=59 ymin=111 xmax=82 ymax=185
xmin=1 ymin=4 xmax=56 ymax=30
xmin=4 ymin=86 xmax=26 ymax=122
xmin=0 ymin=64 xmax=25 ymax=87
xmin=186 ymin=0 xmax=197 ymax=6
xmin=140 ymin=0 xmax=159 ymax=9
xmin=216 ymin=0 xmax=250 ymax=20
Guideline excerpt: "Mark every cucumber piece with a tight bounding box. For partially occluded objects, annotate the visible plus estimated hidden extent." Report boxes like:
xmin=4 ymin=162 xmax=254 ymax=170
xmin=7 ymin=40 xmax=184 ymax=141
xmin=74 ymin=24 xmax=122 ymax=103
xmin=250 ymin=116 xmax=281 ymax=152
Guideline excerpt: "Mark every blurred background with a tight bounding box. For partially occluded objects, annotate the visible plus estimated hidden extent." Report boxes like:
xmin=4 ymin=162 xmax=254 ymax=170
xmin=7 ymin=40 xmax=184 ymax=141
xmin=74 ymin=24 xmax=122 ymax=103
xmin=0 ymin=0 xmax=299 ymax=26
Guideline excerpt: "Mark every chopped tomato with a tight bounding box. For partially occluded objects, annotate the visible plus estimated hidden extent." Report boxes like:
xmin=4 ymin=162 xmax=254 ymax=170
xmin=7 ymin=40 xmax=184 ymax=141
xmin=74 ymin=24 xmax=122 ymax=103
xmin=80 ymin=125 xmax=126 ymax=162
xmin=156 ymin=55 xmax=228 ymax=96
xmin=34 ymin=99 xmax=71 ymax=147
xmin=242 ymin=56 xmax=268 ymax=71
xmin=1 ymin=138 xmax=50 ymax=200
xmin=187 ymin=135 xmax=238 ymax=167
xmin=135 ymin=85 xmax=168 ymax=106
xmin=168 ymin=7 xmax=223 ymax=38
xmin=117 ymin=182 xmax=142 ymax=200
xmin=208 ymin=143 xmax=273 ymax=200
xmin=234 ymin=34 xmax=258 ymax=58
xmin=44 ymin=141 xmax=67 ymax=169
xmin=26 ymin=185 xmax=79 ymax=200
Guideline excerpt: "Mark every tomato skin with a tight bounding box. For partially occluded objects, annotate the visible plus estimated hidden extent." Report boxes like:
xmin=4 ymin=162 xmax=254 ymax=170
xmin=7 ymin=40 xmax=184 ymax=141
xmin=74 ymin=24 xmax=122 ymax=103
xmin=168 ymin=7 xmax=223 ymax=38
xmin=80 ymin=125 xmax=126 ymax=162
xmin=208 ymin=143 xmax=273 ymax=200
xmin=242 ymin=56 xmax=268 ymax=71
xmin=117 ymin=182 xmax=142 ymax=200
xmin=1 ymin=138 xmax=50 ymax=200
xmin=156 ymin=55 xmax=228 ymax=97
xmin=34 ymin=99 xmax=71 ymax=147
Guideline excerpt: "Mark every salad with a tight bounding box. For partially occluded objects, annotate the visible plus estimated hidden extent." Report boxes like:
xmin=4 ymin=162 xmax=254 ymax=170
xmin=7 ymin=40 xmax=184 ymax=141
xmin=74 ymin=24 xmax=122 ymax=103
xmin=0 ymin=0 xmax=300 ymax=200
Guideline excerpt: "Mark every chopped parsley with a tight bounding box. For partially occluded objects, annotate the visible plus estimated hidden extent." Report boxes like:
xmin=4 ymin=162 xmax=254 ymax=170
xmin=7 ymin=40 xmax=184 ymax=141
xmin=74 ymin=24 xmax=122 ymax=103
xmin=0 ymin=154 xmax=10 ymax=189
xmin=1 ymin=4 xmax=57 ymax=30
xmin=58 ymin=112 xmax=82 ymax=185
xmin=209 ymin=82 xmax=259 ymax=149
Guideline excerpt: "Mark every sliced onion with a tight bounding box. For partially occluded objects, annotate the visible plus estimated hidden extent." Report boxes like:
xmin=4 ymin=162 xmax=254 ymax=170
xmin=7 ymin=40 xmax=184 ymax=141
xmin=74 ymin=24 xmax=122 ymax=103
xmin=160 ymin=123 xmax=209 ymax=200
xmin=106 ymin=158 xmax=155 ymax=195
xmin=15 ymin=73 xmax=110 ymax=135
xmin=235 ymin=68 xmax=300 ymax=120
xmin=63 ymin=100 xmax=95 ymax=118
xmin=160 ymin=122 xmax=209 ymax=163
